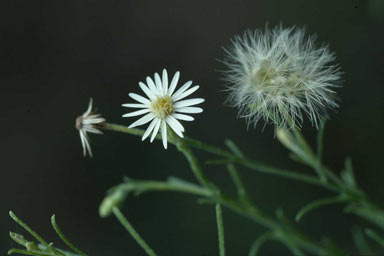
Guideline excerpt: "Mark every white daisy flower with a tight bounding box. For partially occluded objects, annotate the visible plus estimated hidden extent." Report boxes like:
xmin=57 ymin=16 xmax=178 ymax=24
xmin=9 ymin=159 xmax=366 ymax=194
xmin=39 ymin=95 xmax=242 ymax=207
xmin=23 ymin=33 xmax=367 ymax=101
xmin=122 ymin=69 xmax=204 ymax=149
xmin=223 ymin=25 xmax=342 ymax=129
xmin=76 ymin=98 xmax=106 ymax=157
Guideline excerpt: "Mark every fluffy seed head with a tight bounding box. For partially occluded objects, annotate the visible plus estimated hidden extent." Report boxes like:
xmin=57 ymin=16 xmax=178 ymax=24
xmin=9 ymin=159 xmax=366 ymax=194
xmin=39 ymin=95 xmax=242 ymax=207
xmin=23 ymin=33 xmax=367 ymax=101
xmin=223 ymin=25 xmax=342 ymax=129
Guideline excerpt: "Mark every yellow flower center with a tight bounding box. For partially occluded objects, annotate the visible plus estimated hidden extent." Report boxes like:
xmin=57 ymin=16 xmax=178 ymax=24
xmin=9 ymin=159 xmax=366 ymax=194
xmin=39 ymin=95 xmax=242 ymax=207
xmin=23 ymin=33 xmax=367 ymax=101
xmin=151 ymin=96 xmax=174 ymax=119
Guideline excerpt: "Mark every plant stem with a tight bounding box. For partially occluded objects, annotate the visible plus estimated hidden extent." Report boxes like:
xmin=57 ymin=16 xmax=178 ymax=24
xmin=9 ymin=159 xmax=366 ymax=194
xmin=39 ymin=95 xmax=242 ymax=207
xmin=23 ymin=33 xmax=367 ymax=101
xmin=102 ymin=123 xmax=336 ymax=191
xmin=112 ymin=207 xmax=157 ymax=256
xmin=215 ymin=204 xmax=225 ymax=256
xmin=227 ymin=164 xmax=251 ymax=203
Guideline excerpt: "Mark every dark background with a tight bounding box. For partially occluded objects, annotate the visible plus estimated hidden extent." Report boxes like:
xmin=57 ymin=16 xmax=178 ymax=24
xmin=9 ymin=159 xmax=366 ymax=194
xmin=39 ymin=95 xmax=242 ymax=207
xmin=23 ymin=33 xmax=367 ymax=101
xmin=1 ymin=0 xmax=384 ymax=255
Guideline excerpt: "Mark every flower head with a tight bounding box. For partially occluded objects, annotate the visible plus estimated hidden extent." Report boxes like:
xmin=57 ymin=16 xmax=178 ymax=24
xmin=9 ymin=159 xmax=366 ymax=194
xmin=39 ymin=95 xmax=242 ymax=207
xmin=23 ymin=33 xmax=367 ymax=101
xmin=122 ymin=69 xmax=204 ymax=149
xmin=76 ymin=98 xmax=106 ymax=157
xmin=223 ymin=25 xmax=342 ymax=129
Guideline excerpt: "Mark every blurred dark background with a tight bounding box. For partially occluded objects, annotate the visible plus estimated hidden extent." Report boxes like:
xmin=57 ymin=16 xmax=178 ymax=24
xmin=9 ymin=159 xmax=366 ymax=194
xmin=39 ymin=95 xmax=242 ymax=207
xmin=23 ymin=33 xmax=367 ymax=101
xmin=1 ymin=0 xmax=383 ymax=255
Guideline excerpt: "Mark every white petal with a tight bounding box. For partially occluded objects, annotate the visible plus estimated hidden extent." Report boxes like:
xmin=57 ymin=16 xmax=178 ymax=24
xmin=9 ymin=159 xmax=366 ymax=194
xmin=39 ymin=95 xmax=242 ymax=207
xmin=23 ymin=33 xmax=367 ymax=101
xmin=81 ymin=131 xmax=92 ymax=157
xmin=168 ymin=71 xmax=180 ymax=95
xmin=83 ymin=117 xmax=105 ymax=124
xmin=166 ymin=116 xmax=184 ymax=137
xmin=162 ymin=69 xmax=168 ymax=94
xmin=122 ymin=109 xmax=150 ymax=117
xmin=161 ymin=121 xmax=167 ymax=149
xmin=146 ymin=77 xmax=158 ymax=95
xmin=84 ymin=98 xmax=93 ymax=116
xmin=174 ymin=98 xmax=205 ymax=108
xmin=150 ymin=119 xmax=161 ymax=142
xmin=84 ymin=126 xmax=103 ymax=134
xmin=175 ymin=107 xmax=203 ymax=114
xmin=128 ymin=113 xmax=155 ymax=128
xmin=122 ymin=103 xmax=147 ymax=108
xmin=154 ymin=73 xmax=163 ymax=92
xmin=173 ymin=113 xmax=194 ymax=121
xmin=173 ymin=85 xmax=199 ymax=101
xmin=129 ymin=93 xmax=150 ymax=104
xmin=79 ymin=131 xmax=86 ymax=156
xmin=172 ymin=81 xmax=193 ymax=99
xmin=139 ymin=82 xmax=156 ymax=100
xmin=142 ymin=118 xmax=157 ymax=141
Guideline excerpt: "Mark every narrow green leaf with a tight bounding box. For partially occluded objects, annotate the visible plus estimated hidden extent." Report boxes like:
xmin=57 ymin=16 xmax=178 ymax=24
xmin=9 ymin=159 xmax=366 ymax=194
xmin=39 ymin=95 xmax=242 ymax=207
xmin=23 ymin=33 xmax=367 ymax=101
xmin=9 ymin=232 xmax=28 ymax=247
xmin=9 ymin=211 xmax=49 ymax=248
xmin=365 ymin=229 xmax=384 ymax=248
xmin=341 ymin=158 xmax=356 ymax=187
xmin=352 ymin=227 xmax=373 ymax=254
xmin=296 ymin=196 xmax=346 ymax=222
xmin=248 ymin=232 xmax=275 ymax=256
xmin=316 ymin=119 xmax=327 ymax=161
xmin=224 ymin=139 xmax=244 ymax=157
xmin=51 ymin=215 xmax=87 ymax=256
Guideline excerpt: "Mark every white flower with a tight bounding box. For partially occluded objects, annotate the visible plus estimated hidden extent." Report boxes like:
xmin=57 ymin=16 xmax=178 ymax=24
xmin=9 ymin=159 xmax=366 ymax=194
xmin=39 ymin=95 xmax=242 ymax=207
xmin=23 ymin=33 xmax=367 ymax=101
xmin=122 ymin=69 xmax=204 ymax=149
xmin=223 ymin=25 xmax=342 ymax=129
xmin=76 ymin=98 xmax=106 ymax=157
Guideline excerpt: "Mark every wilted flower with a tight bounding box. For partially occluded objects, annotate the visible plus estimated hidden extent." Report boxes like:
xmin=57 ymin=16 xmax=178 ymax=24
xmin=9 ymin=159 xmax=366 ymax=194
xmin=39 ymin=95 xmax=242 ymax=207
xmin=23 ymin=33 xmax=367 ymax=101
xmin=122 ymin=69 xmax=204 ymax=149
xmin=223 ymin=25 xmax=342 ymax=129
xmin=76 ymin=98 xmax=106 ymax=157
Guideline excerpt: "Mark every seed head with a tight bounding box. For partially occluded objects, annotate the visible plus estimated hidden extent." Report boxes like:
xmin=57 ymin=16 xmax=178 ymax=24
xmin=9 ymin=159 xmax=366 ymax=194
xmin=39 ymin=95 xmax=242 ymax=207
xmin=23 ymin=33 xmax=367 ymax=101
xmin=223 ymin=25 xmax=342 ymax=129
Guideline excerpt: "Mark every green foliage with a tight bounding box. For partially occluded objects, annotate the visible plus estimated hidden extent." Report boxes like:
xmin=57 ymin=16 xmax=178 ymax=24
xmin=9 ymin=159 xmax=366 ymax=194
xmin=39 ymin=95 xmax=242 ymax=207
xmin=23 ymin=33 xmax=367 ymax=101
xmin=8 ymin=122 xmax=384 ymax=255
xmin=8 ymin=211 xmax=86 ymax=256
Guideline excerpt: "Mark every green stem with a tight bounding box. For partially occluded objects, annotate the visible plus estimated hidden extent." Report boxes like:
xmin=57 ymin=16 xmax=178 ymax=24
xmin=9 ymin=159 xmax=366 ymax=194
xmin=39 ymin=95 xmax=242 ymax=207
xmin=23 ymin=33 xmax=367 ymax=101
xmin=215 ymin=204 xmax=225 ymax=256
xmin=365 ymin=229 xmax=384 ymax=248
xmin=112 ymin=207 xmax=157 ymax=256
xmin=114 ymin=177 xmax=329 ymax=255
xmin=102 ymin=123 xmax=337 ymax=191
xmin=171 ymin=133 xmax=212 ymax=188
xmin=225 ymin=140 xmax=252 ymax=203
xmin=102 ymin=123 xmax=147 ymax=137
xmin=118 ymin=178 xmax=212 ymax=197
xmin=227 ymin=164 xmax=251 ymax=203
xmin=8 ymin=249 xmax=55 ymax=256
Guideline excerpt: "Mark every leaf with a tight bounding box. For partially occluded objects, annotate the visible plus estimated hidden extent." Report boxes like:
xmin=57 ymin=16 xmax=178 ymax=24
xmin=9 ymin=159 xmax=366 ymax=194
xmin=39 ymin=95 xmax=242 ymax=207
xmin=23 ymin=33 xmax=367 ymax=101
xmin=352 ymin=227 xmax=373 ymax=254
xmin=295 ymin=196 xmax=347 ymax=222
xmin=248 ymin=232 xmax=276 ymax=256
xmin=340 ymin=158 xmax=356 ymax=187
xmin=316 ymin=119 xmax=327 ymax=161
xmin=225 ymin=139 xmax=244 ymax=157
xmin=365 ymin=229 xmax=384 ymax=248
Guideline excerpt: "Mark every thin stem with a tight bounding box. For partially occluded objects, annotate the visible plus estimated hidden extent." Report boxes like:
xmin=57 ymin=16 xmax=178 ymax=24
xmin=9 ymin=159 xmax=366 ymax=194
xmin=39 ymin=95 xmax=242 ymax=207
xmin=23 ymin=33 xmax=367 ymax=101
xmin=8 ymin=249 xmax=55 ymax=256
xmin=295 ymin=196 xmax=347 ymax=222
xmin=227 ymin=164 xmax=251 ymax=203
xmin=176 ymin=142 xmax=212 ymax=188
xmin=225 ymin=139 xmax=251 ymax=203
xmin=102 ymin=123 xmax=147 ymax=137
xmin=51 ymin=215 xmax=87 ymax=256
xmin=118 ymin=178 xmax=212 ymax=197
xmin=102 ymin=123 xmax=337 ymax=191
xmin=237 ymin=159 xmax=338 ymax=192
xmin=365 ymin=229 xmax=384 ymax=248
xmin=116 ymin=178 xmax=328 ymax=255
xmin=112 ymin=207 xmax=157 ymax=256
xmin=248 ymin=232 xmax=276 ymax=256
xmin=215 ymin=204 xmax=225 ymax=256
